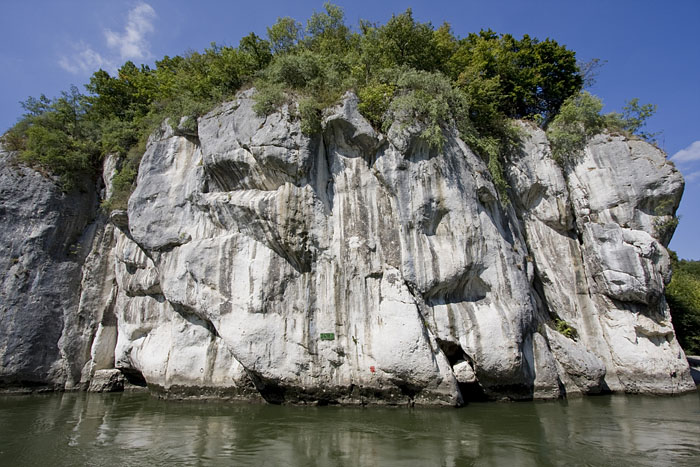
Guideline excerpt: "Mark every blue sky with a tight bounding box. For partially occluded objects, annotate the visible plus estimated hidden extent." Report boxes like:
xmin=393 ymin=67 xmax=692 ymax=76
xmin=2 ymin=0 xmax=699 ymax=259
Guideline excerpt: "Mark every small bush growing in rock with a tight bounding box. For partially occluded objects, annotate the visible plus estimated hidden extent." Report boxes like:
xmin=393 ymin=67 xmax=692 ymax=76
xmin=553 ymin=318 xmax=579 ymax=340
xmin=357 ymin=82 xmax=395 ymax=129
xmin=547 ymin=91 xmax=659 ymax=164
xmin=546 ymin=91 xmax=605 ymax=163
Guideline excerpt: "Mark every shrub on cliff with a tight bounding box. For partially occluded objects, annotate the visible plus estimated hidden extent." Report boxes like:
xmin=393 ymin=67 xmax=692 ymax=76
xmin=4 ymin=87 xmax=100 ymax=191
xmin=546 ymin=91 xmax=605 ymax=163
xmin=667 ymin=256 xmax=700 ymax=355
xmin=547 ymin=91 xmax=658 ymax=163
xmin=382 ymin=68 xmax=469 ymax=149
xmin=604 ymin=98 xmax=659 ymax=143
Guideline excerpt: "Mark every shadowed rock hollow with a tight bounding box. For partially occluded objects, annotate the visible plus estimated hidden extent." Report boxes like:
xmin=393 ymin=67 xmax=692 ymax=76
xmin=0 ymin=90 xmax=694 ymax=404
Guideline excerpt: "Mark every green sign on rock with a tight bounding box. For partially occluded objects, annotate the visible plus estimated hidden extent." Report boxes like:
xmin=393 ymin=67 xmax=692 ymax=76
xmin=320 ymin=333 xmax=335 ymax=341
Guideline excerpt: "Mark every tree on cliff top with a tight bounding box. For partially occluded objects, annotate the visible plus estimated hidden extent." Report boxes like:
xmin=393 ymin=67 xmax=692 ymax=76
xmin=2 ymin=2 xmax=588 ymax=202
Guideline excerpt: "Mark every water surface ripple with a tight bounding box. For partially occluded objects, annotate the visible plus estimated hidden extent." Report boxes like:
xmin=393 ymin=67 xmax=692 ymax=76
xmin=1 ymin=392 xmax=699 ymax=466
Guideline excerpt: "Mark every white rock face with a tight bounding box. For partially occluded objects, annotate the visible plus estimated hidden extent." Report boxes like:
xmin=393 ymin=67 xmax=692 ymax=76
xmin=565 ymin=135 xmax=691 ymax=393
xmin=508 ymin=124 xmax=693 ymax=396
xmin=1 ymin=92 xmax=694 ymax=403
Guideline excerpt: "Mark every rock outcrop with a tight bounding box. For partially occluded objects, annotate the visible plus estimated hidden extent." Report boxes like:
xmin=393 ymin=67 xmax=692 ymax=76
xmin=0 ymin=150 xmax=98 ymax=390
xmin=0 ymin=91 xmax=695 ymax=404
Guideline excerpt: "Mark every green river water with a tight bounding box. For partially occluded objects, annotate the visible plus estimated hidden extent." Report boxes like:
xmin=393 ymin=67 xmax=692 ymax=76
xmin=0 ymin=391 xmax=698 ymax=466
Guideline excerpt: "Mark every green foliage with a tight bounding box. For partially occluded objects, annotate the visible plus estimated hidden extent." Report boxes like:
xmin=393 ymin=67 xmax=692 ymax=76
xmin=251 ymin=43 xmax=354 ymax=132
xmin=267 ymin=17 xmax=303 ymax=54
xmin=348 ymin=10 xmax=454 ymax=83
xmin=112 ymin=165 xmax=137 ymax=195
xmin=547 ymin=91 xmax=660 ymax=164
xmin=156 ymin=42 xmax=264 ymax=127
xmin=104 ymin=166 xmax=136 ymax=211
xmin=655 ymin=217 xmax=679 ymax=244
xmin=666 ymin=256 xmax=700 ymax=355
xmin=546 ymin=91 xmax=605 ymax=163
xmin=486 ymin=143 xmax=510 ymax=201
xmin=252 ymin=81 xmax=286 ymax=116
xmin=100 ymin=117 xmax=140 ymax=156
xmin=653 ymin=199 xmax=680 ymax=244
xmin=606 ymin=98 xmax=659 ymax=142
xmin=383 ymin=69 xmax=468 ymax=151
xmin=446 ymin=30 xmax=581 ymax=198
xmin=553 ymin=318 xmax=579 ymax=340
xmin=357 ymin=83 xmax=395 ymax=129
xmin=251 ymin=51 xmax=338 ymax=129
xmin=85 ymin=64 xmax=153 ymax=121
xmin=238 ymin=33 xmax=273 ymax=70
xmin=2 ymin=3 xmax=637 ymax=211
xmin=377 ymin=9 xmax=442 ymax=71
xmin=101 ymin=139 xmax=145 ymax=211
xmin=449 ymin=31 xmax=582 ymax=124
xmin=622 ymin=99 xmax=657 ymax=138
xmin=265 ymin=51 xmax=324 ymax=89
xmin=306 ymin=2 xmax=351 ymax=55
xmin=244 ymin=5 xmax=582 ymax=202
xmin=298 ymin=98 xmax=322 ymax=135
xmin=4 ymin=33 xmax=276 ymax=200
xmin=11 ymin=86 xmax=100 ymax=190
xmin=0 ymin=119 xmax=30 ymax=152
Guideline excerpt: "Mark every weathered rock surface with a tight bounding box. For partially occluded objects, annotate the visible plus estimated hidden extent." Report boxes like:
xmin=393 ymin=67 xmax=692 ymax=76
xmin=88 ymin=369 xmax=126 ymax=392
xmin=0 ymin=150 xmax=98 ymax=389
xmin=508 ymin=124 xmax=692 ymax=395
xmin=0 ymin=91 xmax=695 ymax=403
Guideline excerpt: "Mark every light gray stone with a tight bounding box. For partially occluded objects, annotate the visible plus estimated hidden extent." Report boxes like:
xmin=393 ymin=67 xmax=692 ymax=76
xmin=88 ymin=369 xmax=125 ymax=392
xmin=507 ymin=125 xmax=694 ymax=396
xmin=453 ymin=361 xmax=477 ymax=385
xmin=102 ymin=153 xmax=119 ymax=200
xmin=531 ymin=332 xmax=561 ymax=399
xmin=115 ymin=94 xmax=696 ymax=402
xmin=544 ymin=327 xmax=606 ymax=395
xmin=1 ymin=91 xmax=695 ymax=403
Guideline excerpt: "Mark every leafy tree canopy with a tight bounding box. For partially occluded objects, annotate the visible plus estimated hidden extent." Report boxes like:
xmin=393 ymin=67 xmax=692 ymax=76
xmin=667 ymin=253 xmax=700 ymax=355
xmin=448 ymin=30 xmax=582 ymax=123
xmin=1 ymin=2 xmax=651 ymax=208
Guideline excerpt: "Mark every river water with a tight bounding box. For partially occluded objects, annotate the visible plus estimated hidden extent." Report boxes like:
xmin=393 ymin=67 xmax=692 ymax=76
xmin=1 ymin=392 xmax=698 ymax=466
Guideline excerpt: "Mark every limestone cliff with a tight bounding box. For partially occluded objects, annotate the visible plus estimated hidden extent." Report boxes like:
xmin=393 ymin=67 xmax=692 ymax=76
xmin=0 ymin=91 xmax=694 ymax=403
xmin=0 ymin=150 xmax=98 ymax=389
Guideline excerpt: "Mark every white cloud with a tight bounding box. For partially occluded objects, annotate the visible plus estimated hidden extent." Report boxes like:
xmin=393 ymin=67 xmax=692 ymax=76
xmin=58 ymin=3 xmax=156 ymax=75
xmin=685 ymin=170 xmax=700 ymax=182
xmin=672 ymin=140 xmax=700 ymax=164
xmin=105 ymin=3 xmax=157 ymax=61
xmin=58 ymin=42 xmax=111 ymax=74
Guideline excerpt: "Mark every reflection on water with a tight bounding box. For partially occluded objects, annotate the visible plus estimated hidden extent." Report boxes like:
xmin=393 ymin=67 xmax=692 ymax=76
xmin=1 ymin=392 xmax=699 ymax=466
